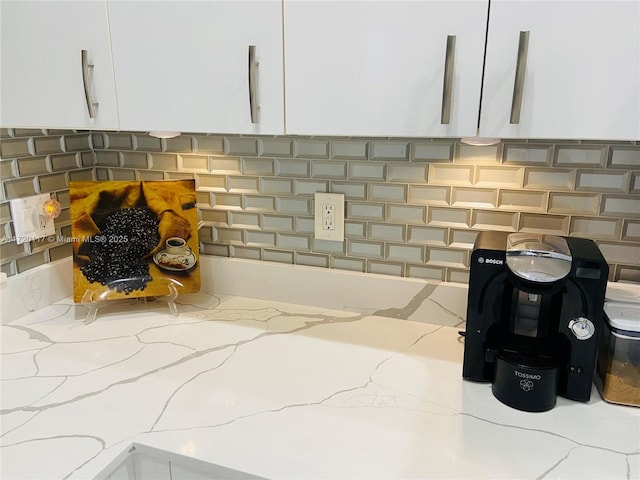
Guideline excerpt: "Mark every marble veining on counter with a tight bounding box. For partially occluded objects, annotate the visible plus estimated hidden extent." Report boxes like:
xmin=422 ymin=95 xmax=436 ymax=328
xmin=1 ymin=288 xmax=638 ymax=480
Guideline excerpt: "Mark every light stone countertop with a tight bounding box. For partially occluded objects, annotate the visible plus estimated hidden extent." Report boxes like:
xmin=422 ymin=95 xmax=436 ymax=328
xmin=1 ymin=278 xmax=639 ymax=480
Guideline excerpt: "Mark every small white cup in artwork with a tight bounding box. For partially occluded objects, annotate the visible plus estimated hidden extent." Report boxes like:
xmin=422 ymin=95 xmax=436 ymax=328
xmin=165 ymin=237 xmax=187 ymax=255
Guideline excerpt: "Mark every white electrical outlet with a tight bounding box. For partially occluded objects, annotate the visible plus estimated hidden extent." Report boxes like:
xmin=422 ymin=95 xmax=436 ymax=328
xmin=9 ymin=194 xmax=56 ymax=245
xmin=314 ymin=192 xmax=344 ymax=241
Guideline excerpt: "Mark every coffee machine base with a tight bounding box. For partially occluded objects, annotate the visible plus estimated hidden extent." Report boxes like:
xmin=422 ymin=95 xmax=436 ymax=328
xmin=491 ymin=352 xmax=559 ymax=412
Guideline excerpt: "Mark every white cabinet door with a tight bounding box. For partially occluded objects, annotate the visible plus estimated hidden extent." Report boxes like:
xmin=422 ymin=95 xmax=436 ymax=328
xmin=0 ymin=0 xmax=119 ymax=130
xmin=108 ymin=1 xmax=284 ymax=135
xmin=284 ymin=0 xmax=488 ymax=138
xmin=480 ymin=1 xmax=640 ymax=141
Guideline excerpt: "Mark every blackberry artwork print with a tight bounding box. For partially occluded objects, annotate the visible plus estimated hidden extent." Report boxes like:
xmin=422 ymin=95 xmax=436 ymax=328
xmin=70 ymin=180 xmax=200 ymax=302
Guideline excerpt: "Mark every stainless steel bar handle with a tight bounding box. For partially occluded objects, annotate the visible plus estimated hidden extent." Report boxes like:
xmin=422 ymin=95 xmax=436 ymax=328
xmin=510 ymin=31 xmax=530 ymax=124
xmin=248 ymin=45 xmax=259 ymax=124
xmin=440 ymin=35 xmax=456 ymax=124
xmin=81 ymin=50 xmax=98 ymax=119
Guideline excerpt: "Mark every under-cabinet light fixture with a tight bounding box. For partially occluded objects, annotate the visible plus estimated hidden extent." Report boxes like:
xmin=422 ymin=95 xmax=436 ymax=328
xmin=148 ymin=131 xmax=181 ymax=139
xmin=460 ymin=129 xmax=501 ymax=146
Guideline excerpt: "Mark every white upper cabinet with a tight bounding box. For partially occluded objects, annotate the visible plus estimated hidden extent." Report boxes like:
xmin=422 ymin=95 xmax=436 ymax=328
xmin=0 ymin=0 xmax=119 ymax=130
xmin=480 ymin=1 xmax=640 ymax=141
xmin=283 ymin=1 xmax=489 ymax=138
xmin=107 ymin=1 xmax=284 ymax=135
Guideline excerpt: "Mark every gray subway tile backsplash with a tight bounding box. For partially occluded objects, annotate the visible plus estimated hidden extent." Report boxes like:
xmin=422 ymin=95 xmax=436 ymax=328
xmin=331 ymin=140 xmax=368 ymax=160
xmin=369 ymin=223 xmax=405 ymax=242
xmin=104 ymin=133 xmax=134 ymax=150
xmin=349 ymin=161 xmax=385 ymax=181
xmin=296 ymin=252 xmax=329 ymax=268
xmin=570 ymin=217 xmax=622 ymax=240
xmin=411 ymin=142 xmax=454 ymax=162
xmin=37 ymin=173 xmax=69 ymax=193
xmin=330 ymin=181 xmax=366 ymax=200
xmin=167 ymin=172 xmax=195 ymax=181
xmin=387 ymin=164 xmax=428 ymax=183
xmin=263 ymin=249 xmax=294 ymax=264
xmin=95 ymin=151 xmax=120 ymax=167
xmin=64 ymin=134 xmax=92 ymax=152
xmin=475 ymin=165 xmax=523 ymax=188
xmin=407 ymin=225 xmax=448 ymax=246
xmin=523 ymin=167 xmax=575 ymax=191
xmin=429 ymin=164 xmax=474 ymax=186
xmin=608 ymin=147 xmax=640 ymax=169
xmin=181 ymin=155 xmax=210 ymax=172
xmin=294 ymin=139 xmax=329 ymax=158
xmin=452 ymin=187 xmax=497 ymax=208
xmin=576 ymin=169 xmax=630 ymax=192
xmin=387 ymin=204 xmax=426 ymax=224
xmin=409 ymin=185 xmax=450 ymax=206
xmin=472 ymin=210 xmax=518 ymax=231
xmin=164 ymin=136 xmax=193 ymax=153
xmin=4 ymin=177 xmax=37 ymax=199
xmin=601 ymin=195 xmax=640 ymax=218
xmin=554 ymin=145 xmax=606 ymax=167
xmin=276 ymin=158 xmax=309 ymax=177
xmin=50 ymin=153 xmax=80 ymax=172
xmin=243 ymin=157 xmax=275 ymax=176
xmin=294 ymin=179 xmax=328 ymax=196
xmin=625 ymin=221 xmax=640 ymax=241
xmin=33 ymin=136 xmax=64 ymax=155
xmin=225 ymin=137 xmax=258 ymax=156
xmin=149 ymin=153 xmax=178 ymax=171
xmin=371 ymin=141 xmax=409 ymax=161
xmin=259 ymin=138 xmax=293 ymax=157
xmin=549 ymin=192 xmax=600 ymax=215
xmin=344 ymin=221 xmax=366 ymax=239
xmin=631 ymin=172 xmax=640 ymax=193
xmin=194 ymin=135 xmax=224 ymax=155
xmin=244 ymin=195 xmax=274 ymax=212
xmin=261 ymin=177 xmax=293 ymax=195
xmin=310 ymin=160 xmax=348 ymax=179
xmin=228 ymin=176 xmax=259 ymax=193
xmin=502 ymin=143 xmax=552 ymax=166
xmin=456 ymin=144 xmax=500 ymax=164
xmin=1 ymin=128 xmax=639 ymax=283
xmin=1 ymin=137 xmax=33 ymax=157
xmin=519 ymin=213 xmax=569 ymax=235
xmin=16 ymin=156 xmax=49 ymax=176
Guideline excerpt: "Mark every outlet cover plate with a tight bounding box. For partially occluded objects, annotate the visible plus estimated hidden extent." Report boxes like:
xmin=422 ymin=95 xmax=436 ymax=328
xmin=314 ymin=192 xmax=344 ymax=242
xmin=9 ymin=194 xmax=55 ymax=245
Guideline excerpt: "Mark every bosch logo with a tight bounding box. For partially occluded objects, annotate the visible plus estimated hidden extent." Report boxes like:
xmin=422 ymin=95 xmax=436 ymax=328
xmin=514 ymin=371 xmax=541 ymax=380
xmin=478 ymin=257 xmax=503 ymax=265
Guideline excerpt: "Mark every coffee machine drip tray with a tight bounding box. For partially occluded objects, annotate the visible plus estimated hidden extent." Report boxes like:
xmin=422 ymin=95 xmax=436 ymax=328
xmin=506 ymin=233 xmax=572 ymax=283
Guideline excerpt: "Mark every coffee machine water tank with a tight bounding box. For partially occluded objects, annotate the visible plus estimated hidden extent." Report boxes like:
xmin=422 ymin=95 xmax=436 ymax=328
xmin=506 ymin=234 xmax=572 ymax=283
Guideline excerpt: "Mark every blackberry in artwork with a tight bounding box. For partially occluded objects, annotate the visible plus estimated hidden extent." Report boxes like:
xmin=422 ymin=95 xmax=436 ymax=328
xmin=81 ymin=208 xmax=160 ymax=294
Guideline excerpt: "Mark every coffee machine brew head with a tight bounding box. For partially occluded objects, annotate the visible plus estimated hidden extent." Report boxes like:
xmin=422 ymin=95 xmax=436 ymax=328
xmin=462 ymin=231 xmax=609 ymax=412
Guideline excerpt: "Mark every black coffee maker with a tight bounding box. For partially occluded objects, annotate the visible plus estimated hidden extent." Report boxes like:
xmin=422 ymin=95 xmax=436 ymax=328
xmin=462 ymin=231 xmax=608 ymax=412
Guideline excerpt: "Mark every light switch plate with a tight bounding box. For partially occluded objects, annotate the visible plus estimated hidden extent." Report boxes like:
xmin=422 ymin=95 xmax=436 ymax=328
xmin=9 ymin=194 xmax=56 ymax=245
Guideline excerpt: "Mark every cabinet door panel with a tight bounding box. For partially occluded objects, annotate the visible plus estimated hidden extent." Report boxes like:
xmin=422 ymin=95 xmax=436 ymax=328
xmin=108 ymin=1 xmax=284 ymax=135
xmin=480 ymin=1 xmax=640 ymax=140
xmin=0 ymin=1 xmax=119 ymax=129
xmin=284 ymin=1 xmax=488 ymax=137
